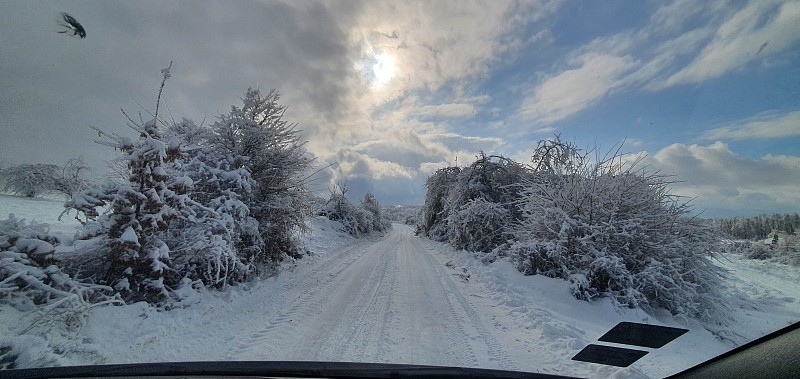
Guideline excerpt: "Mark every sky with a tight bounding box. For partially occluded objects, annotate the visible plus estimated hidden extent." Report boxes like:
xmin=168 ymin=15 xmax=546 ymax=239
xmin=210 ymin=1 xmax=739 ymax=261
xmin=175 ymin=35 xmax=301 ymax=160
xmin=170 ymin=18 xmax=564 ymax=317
xmin=0 ymin=0 xmax=798 ymax=217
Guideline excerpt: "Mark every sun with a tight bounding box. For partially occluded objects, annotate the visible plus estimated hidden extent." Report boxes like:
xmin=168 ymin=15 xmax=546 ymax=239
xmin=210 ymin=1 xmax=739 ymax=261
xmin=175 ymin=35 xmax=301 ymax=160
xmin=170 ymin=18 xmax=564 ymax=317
xmin=371 ymin=52 xmax=395 ymax=86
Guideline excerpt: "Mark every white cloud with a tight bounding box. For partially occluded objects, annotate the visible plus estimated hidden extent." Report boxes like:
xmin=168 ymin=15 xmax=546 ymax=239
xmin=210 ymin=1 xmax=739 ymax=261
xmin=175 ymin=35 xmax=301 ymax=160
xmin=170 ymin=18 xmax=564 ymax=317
xmin=664 ymin=1 xmax=800 ymax=86
xmin=512 ymin=0 xmax=800 ymax=124
xmin=518 ymin=54 xmax=636 ymax=123
xmin=414 ymin=103 xmax=475 ymax=118
xmin=352 ymin=1 xmax=560 ymax=94
xmin=336 ymin=148 xmax=414 ymax=179
xmin=419 ymin=161 xmax=450 ymax=174
xmin=649 ymin=0 xmax=710 ymax=33
xmin=645 ymin=141 xmax=800 ymax=215
xmin=704 ymin=109 xmax=800 ymax=140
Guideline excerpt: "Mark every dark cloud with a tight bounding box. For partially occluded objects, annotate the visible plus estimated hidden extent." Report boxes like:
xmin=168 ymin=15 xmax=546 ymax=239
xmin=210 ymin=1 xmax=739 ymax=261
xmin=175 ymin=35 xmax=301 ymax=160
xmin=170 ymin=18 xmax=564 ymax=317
xmin=0 ymin=1 xmax=363 ymax=169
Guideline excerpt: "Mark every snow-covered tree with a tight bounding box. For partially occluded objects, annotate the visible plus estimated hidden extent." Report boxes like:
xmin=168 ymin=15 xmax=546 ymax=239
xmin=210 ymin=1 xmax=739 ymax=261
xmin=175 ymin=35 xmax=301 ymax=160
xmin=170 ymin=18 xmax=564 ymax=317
xmin=64 ymin=63 xmax=199 ymax=302
xmin=362 ymin=192 xmax=391 ymax=233
xmin=0 ymin=164 xmax=59 ymax=198
xmin=210 ymin=88 xmax=314 ymax=264
xmin=163 ymin=118 xmax=257 ymax=286
xmin=320 ymin=183 xmax=365 ymax=236
xmin=0 ymin=159 xmax=90 ymax=199
xmin=50 ymin=158 xmax=92 ymax=198
xmin=710 ymin=213 xmax=800 ymax=240
xmin=417 ymin=166 xmax=461 ymax=239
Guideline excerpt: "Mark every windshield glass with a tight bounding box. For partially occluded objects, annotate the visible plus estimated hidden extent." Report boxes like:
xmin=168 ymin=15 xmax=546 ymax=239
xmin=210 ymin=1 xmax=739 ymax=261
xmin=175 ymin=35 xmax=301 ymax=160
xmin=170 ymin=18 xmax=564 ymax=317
xmin=1 ymin=1 xmax=798 ymax=378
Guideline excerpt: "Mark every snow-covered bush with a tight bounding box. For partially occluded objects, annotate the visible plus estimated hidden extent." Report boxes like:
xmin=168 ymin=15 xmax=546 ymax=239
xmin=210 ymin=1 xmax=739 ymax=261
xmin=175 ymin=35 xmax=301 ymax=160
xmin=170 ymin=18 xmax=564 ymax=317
xmin=723 ymin=239 xmax=800 ymax=266
xmin=504 ymin=136 xmax=724 ymax=320
xmin=0 ymin=215 xmax=119 ymax=318
xmin=447 ymin=198 xmax=509 ymax=253
xmin=318 ymin=185 xmax=390 ymax=237
xmin=382 ymin=205 xmax=420 ymax=225
xmin=320 ymin=185 xmax=362 ymax=236
xmin=418 ymin=153 xmax=528 ymax=251
xmin=0 ymin=335 xmax=61 ymax=369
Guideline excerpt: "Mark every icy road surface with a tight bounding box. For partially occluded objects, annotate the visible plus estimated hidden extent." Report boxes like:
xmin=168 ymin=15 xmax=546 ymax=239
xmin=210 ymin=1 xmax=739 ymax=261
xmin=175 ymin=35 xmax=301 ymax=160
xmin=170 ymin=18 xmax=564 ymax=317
xmin=226 ymin=223 xmax=514 ymax=368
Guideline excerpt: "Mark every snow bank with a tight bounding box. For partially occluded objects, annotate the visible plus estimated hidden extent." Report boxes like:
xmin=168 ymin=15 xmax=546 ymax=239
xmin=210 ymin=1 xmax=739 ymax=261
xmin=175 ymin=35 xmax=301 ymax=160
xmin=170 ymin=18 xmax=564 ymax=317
xmin=427 ymin=240 xmax=800 ymax=377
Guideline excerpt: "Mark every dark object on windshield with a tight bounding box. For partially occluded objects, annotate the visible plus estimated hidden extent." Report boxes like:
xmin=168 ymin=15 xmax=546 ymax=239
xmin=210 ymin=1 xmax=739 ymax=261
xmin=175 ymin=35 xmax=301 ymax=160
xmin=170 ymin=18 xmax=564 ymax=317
xmin=598 ymin=322 xmax=688 ymax=348
xmin=0 ymin=361 xmax=575 ymax=379
xmin=668 ymin=320 xmax=800 ymax=378
xmin=58 ymin=12 xmax=86 ymax=38
xmin=572 ymin=344 xmax=648 ymax=367
xmin=572 ymin=321 xmax=688 ymax=367
xmin=757 ymin=41 xmax=769 ymax=55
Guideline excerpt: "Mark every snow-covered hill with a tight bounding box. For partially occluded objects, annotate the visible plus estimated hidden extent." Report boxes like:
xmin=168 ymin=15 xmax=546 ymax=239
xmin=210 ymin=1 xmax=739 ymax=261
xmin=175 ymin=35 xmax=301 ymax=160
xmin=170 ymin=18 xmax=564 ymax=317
xmin=1 ymin=196 xmax=799 ymax=377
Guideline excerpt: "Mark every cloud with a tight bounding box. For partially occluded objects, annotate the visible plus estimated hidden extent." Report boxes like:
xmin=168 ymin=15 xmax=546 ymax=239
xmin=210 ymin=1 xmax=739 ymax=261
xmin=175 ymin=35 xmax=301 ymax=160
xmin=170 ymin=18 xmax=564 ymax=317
xmin=419 ymin=161 xmax=450 ymax=174
xmin=352 ymin=128 xmax=450 ymax=169
xmin=336 ymin=148 xmax=413 ymax=180
xmin=512 ymin=0 xmax=800 ymax=125
xmin=704 ymin=109 xmax=800 ymax=140
xmin=664 ymin=1 xmax=800 ymax=86
xmin=414 ymin=103 xmax=475 ymax=118
xmin=352 ymin=1 xmax=558 ymax=94
xmin=645 ymin=141 xmax=800 ymax=215
xmin=518 ymin=53 xmax=636 ymax=123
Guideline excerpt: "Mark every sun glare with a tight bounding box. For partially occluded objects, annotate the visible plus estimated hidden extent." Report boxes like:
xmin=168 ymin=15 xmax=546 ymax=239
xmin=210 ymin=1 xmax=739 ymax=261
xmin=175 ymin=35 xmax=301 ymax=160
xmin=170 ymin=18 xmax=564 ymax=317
xmin=371 ymin=52 xmax=395 ymax=86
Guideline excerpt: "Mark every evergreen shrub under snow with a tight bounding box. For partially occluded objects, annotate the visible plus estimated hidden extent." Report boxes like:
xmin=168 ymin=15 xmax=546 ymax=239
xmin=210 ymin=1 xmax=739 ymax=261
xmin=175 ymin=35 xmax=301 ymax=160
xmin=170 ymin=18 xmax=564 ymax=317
xmin=60 ymin=66 xmax=317 ymax=303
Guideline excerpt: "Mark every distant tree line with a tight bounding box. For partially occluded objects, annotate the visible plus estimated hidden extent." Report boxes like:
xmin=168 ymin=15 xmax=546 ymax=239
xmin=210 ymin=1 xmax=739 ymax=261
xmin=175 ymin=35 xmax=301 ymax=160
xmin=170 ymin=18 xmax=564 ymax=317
xmin=417 ymin=136 xmax=724 ymax=322
xmin=708 ymin=214 xmax=800 ymax=240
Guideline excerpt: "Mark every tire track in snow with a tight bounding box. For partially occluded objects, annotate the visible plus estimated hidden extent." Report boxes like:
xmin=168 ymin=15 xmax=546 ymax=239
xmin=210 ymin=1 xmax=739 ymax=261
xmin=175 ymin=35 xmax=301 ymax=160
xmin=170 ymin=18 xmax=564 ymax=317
xmin=320 ymin=243 xmax=395 ymax=361
xmin=386 ymin=232 xmax=479 ymax=367
xmin=227 ymin=224 xmax=514 ymax=369
xmin=418 ymin=240 xmax=518 ymax=371
xmin=226 ymin=241 xmax=374 ymax=360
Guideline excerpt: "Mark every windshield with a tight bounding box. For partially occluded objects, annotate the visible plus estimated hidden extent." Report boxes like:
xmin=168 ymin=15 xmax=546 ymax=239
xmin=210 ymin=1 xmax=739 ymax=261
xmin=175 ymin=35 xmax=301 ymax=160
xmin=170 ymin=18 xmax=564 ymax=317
xmin=1 ymin=1 xmax=798 ymax=378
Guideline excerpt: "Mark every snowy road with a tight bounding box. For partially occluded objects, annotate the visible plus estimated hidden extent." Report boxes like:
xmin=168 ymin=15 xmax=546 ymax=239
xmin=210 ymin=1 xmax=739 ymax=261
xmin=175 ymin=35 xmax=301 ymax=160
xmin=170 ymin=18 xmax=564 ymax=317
xmin=225 ymin=224 xmax=515 ymax=369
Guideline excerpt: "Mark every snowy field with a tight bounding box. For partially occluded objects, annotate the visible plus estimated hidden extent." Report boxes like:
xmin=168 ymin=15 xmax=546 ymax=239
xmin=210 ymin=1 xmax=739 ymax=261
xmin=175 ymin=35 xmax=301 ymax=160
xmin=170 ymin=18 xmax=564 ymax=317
xmin=0 ymin=194 xmax=83 ymax=236
xmin=2 ymin=195 xmax=800 ymax=378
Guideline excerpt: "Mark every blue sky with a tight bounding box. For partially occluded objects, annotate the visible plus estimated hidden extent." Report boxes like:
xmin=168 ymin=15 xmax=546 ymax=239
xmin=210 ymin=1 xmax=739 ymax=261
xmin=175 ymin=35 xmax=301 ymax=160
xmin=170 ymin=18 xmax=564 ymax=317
xmin=1 ymin=0 xmax=798 ymax=217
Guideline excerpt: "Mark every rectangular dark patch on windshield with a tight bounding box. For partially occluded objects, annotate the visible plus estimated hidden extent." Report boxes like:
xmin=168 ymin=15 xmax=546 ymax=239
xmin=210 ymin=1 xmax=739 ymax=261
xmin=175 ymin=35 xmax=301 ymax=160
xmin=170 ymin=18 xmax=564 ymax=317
xmin=598 ymin=322 xmax=688 ymax=348
xmin=572 ymin=344 xmax=648 ymax=367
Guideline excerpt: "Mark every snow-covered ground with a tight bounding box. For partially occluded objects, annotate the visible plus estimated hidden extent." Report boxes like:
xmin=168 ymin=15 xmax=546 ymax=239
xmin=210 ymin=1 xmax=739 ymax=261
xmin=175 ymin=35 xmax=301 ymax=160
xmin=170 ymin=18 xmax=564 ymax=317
xmin=2 ymin=195 xmax=800 ymax=377
xmin=0 ymin=194 xmax=82 ymax=236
